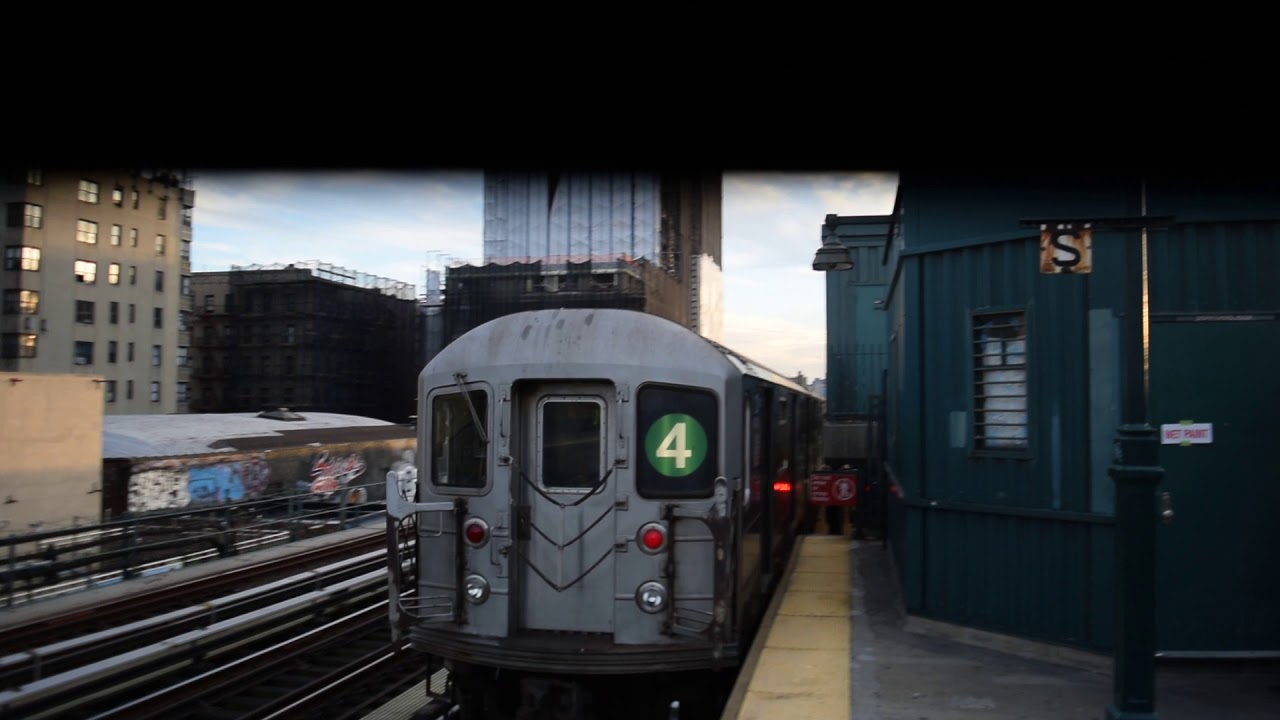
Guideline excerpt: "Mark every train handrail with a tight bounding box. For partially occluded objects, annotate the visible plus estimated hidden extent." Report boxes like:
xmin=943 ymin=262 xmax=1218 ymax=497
xmin=384 ymin=475 xmax=456 ymax=641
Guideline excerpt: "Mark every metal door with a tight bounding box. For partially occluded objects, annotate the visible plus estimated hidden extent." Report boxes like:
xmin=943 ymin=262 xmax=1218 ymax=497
xmin=516 ymin=383 xmax=617 ymax=632
xmin=1151 ymin=318 xmax=1280 ymax=653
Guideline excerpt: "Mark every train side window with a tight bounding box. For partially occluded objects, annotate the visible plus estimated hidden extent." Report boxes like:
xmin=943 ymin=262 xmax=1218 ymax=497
xmin=637 ymin=384 xmax=718 ymax=499
xmin=538 ymin=397 xmax=604 ymax=490
xmin=431 ymin=389 xmax=489 ymax=489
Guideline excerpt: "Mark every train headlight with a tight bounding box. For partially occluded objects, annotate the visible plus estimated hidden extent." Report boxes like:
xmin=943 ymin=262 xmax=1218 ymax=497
xmin=463 ymin=518 xmax=489 ymax=548
xmin=464 ymin=574 xmax=491 ymax=604
xmin=635 ymin=581 xmax=668 ymax=614
xmin=637 ymin=522 xmax=667 ymax=554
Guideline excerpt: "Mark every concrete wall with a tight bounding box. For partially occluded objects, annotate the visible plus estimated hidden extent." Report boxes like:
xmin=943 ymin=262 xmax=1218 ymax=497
xmin=0 ymin=372 xmax=104 ymax=532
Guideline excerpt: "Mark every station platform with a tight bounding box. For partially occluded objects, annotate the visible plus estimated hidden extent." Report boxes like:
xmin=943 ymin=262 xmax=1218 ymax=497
xmin=722 ymin=526 xmax=1280 ymax=720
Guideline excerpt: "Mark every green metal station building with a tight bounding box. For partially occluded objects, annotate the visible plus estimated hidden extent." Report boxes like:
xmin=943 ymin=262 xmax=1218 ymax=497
xmin=824 ymin=174 xmax=1280 ymax=655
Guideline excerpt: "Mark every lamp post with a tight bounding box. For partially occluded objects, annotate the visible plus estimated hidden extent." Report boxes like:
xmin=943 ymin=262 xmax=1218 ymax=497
xmin=1023 ymin=197 xmax=1172 ymax=720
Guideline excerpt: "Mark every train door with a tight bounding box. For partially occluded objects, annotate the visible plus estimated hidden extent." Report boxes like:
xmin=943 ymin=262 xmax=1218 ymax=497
xmin=515 ymin=382 xmax=617 ymax=633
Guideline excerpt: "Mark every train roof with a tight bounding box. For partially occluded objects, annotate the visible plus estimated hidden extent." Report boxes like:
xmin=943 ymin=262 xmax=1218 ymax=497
xmin=430 ymin=309 xmax=819 ymax=399
xmin=102 ymin=412 xmax=409 ymax=459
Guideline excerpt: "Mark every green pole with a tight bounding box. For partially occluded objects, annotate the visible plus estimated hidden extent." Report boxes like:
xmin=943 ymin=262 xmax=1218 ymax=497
xmin=1105 ymin=204 xmax=1164 ymax=720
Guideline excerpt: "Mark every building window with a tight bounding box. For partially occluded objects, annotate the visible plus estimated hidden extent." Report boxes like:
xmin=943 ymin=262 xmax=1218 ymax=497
xmin=127 ymin=342 xmax=135 ymax=362
xmin=286 ymin=325 xmax=296 ymax=343
xmin=128 ymin=304 xmax=136 ymax=324
xmin=261 ymin=355 xmax=270 ymax=374
xmin=112 ymin=186 xmax=124 ymax=207
xmin=179 ymin=311 xmax=190 ymax=333
xmin=2 ymin=290 xmax=38 ymax=315
xmin=108 ymin=263 xmax=121 ymax=285
xmin=27 ymin=169 xmax=42 ymax=186
xmin=157 ymin=197 xmax=167 ymax=220
xmin=225 ymin=294 xmax=234 ymax=312
xmin=129 ymin=265 xmax=137 ymax=286
xmin=180 ymin=239 xmax=191 ymax=261
xmin=181 ymin=276 xmax=190 ymax=297
xmin=285 ymin=355 xmax=295 ymax=373
xmin=105 ymin=380 xmax=116 ymax=403
xmin=154 ymin=271 xmax=164 ymax=292
xmin=78 ymin=179 xmax=100 ymax=204
xmin=152 ymin=344 xmax=161 ymax=366
xmin=74 ymin=260 xmax=97 ymax=284
xmin=285 ymin=294 xmax=296 ymax=311
xmin=110 ymin=301 xmax=119 ymax=324
xmin=150 ymin=381 xmax=160 ymax=402
xmin=74 ymin=341 xmax=93 ymax=365
xmin=177 ymin=346 xmax=189 ymax=367
xmin=284 ymin=386 xmax=294 ymax=403
xmin=131 ymin=189 xmax=139 ymax=210
xmin=973 ymin=311 xmax=1029 ymax=451
xmin=177 ymin=382 xmax=189 ymax=403
xmin=111 ymin=224 xmax=122 ymax=246
xmin=155 ymin=235 xmax=166 ymax=256
xmin=126 ymin=379 xmax=134 ymax=399
xmin=182 ymin=208 xmax=193 ymax=228
xmin=108 ymin=341 xmax=118 ymax=363
xmin=75 ymin=300 xmax=94 ymax=324
xmin=154 ymin=307 xmax=163 ymax=329
xmin=130 ymin=228 xmax=138 ymax=247
xmin=15 ymin=203 xmax=43 ymax=228
xmin=76 ymin=220 xmax=98 ymax=245
xmin=204 ymin=295 xmax=214 ymax=312
xmin=1 ymin=334 xmax=37 ymax=358
xmin=4 ymin=246 xmax=40 ymax=271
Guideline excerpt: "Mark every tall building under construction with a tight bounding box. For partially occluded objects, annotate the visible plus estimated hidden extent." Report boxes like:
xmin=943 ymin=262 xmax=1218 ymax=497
xmin=441 ymin=170 xmax=723 ymax=345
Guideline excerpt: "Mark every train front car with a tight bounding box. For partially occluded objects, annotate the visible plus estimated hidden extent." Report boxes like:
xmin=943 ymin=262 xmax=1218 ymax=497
xmin=386 ymin=308 xmax=801 ymax=719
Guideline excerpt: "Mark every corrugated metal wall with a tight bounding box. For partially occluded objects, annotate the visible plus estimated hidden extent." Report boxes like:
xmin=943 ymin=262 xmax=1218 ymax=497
xmin=823 ymin=216 xmax=891 ymax=419
xmin=881 ymin=174 xmax=1280 ymax=652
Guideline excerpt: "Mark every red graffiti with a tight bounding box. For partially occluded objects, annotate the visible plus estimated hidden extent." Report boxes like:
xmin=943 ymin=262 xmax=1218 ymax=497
xmin=309 ymin=452 xmax=366 ymax=496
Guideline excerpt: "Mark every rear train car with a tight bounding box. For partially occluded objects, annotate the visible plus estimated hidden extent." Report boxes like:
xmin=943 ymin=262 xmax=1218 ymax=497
xmin=386 ymin=308 xmax=822 ymax=718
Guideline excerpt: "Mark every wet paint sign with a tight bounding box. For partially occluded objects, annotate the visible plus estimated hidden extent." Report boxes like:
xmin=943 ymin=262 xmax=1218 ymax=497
xmin=1161 ymin=422 xmax=1213 ymax=446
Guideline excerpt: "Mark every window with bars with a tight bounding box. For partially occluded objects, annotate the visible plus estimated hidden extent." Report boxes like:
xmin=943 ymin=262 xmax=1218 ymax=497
xmin=972 ymin=310 xmax=1028 ymax=451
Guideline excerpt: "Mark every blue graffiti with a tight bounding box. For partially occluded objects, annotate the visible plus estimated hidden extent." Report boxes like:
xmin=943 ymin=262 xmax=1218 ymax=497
xmin=188 ymin=465 xmax=246 ymax=504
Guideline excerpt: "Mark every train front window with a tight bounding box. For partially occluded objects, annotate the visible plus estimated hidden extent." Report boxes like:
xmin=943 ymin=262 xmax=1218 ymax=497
xmin=538 ymin=398 xmax=604 ymax=490
xmin=431 ymin=390 xmax=488 ymax=489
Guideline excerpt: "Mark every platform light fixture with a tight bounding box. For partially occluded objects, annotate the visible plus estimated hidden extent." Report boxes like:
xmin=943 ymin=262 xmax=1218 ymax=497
xmin=811 ymin=238 xmax=854 ymax=272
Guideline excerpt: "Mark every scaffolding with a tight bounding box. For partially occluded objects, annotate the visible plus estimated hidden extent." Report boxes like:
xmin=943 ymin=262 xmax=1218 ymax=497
xmin=230 ymin=261 xmax=416 ymax=300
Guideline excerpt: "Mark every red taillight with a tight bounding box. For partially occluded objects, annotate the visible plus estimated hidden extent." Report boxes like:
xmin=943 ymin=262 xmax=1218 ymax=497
xmin=637 ymin=522 xmax=667 ymax=553
xmin=773 ymin=481 xmax=792 ymax=493
xmin=464 ymin=519 xmax=488 ymax=546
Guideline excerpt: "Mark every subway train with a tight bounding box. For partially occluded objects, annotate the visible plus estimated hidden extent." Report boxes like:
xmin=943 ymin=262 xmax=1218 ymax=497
xmin=385 ymin=308 xmax=823 ymax=719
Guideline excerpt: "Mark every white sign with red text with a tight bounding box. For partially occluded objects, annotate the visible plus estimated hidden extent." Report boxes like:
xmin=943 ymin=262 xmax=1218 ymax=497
xmin=1161 ymin=423 xmax=1213 ymax=445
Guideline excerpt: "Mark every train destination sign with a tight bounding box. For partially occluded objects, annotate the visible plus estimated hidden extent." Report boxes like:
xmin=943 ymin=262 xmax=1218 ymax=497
xmin=645 ymin=413 xmax=708 ymax=477
xmin=1160 ymin=422 xmax=1213 ymax=445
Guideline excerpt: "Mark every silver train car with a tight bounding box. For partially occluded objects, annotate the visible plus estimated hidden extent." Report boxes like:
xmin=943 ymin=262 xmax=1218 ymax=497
xmin=386 ymin=308 xmax=823 ymax=719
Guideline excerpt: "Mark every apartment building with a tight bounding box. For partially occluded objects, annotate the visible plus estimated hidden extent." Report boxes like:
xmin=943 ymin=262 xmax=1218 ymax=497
xmin=0 ymin=169 xmax=194 ymax=413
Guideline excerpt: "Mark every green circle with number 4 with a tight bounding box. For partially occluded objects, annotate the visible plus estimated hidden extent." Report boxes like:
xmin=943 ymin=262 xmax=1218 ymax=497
xmin=644 ymin=414 xmax=707 ymax=477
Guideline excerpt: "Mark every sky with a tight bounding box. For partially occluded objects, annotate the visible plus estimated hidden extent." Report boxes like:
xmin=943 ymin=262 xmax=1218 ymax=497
xmin=191 ymin=171 xmax=899 ymax=382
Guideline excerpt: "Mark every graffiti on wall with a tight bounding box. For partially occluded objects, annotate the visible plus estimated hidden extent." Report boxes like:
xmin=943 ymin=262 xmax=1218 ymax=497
xmin=389 ymin=449 xmax=418 ymax=502
xmin=128 ymin=459 xmax=272 ymax=513
xmin=306 ymin=452 xmax=368 ymax=504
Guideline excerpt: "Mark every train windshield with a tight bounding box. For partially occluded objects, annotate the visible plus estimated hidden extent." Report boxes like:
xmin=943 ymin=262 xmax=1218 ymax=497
xmin=538 ymin=397 xmax=605 ymax=490
xmin=430 ymin=389 xmax=488 ymax=488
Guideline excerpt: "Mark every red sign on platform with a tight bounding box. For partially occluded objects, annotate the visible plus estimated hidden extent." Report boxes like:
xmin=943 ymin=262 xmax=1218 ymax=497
xmin=809 ymin=472 xmax=858 ymax=507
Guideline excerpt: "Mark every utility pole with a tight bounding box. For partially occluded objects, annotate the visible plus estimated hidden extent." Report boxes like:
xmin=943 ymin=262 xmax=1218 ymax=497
xmin=1023 ymin=184 xmax=1172 ymax=720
